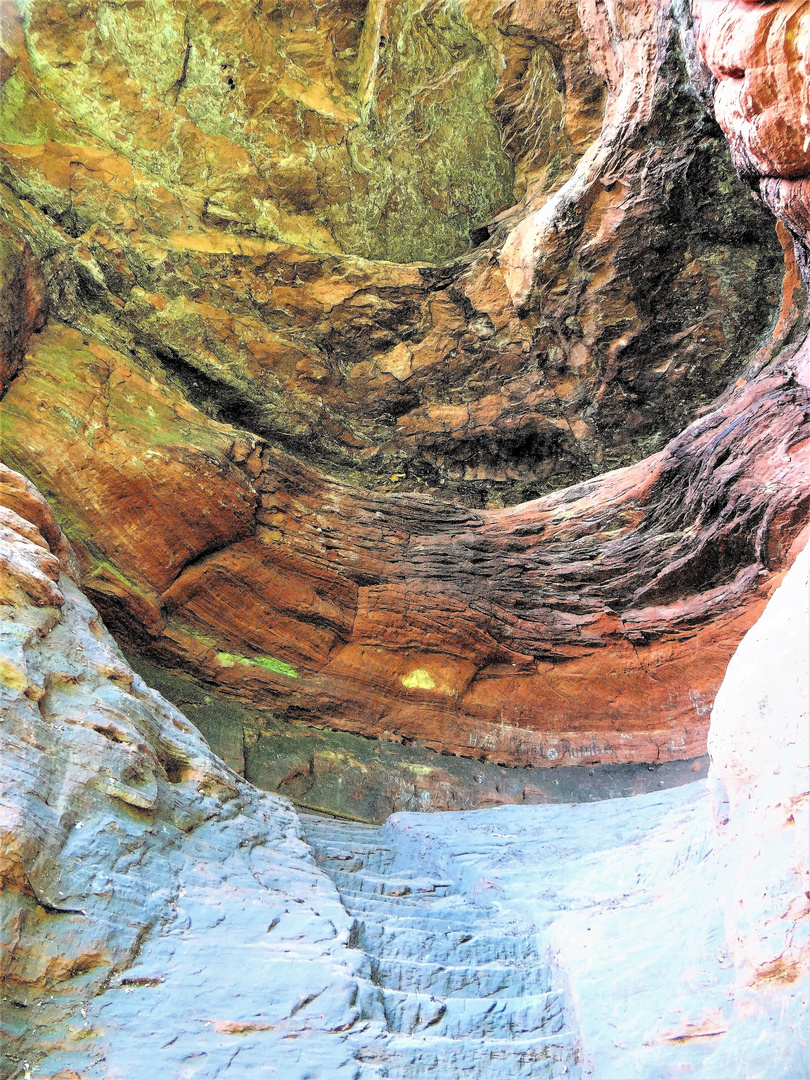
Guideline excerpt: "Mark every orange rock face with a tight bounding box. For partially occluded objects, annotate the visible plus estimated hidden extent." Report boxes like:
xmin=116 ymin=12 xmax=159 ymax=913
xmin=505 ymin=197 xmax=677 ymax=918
xmin=149 ymin=355 xmax=810 ymax=767
xmin=7 ymin=318 xmax=806 ymax=768
xmin=0 ymin=0 xmax=787 ymax=501
xmin=1 ymin=0 xmax=809 ymax=773
xmin=694 ymin=0 xmax=810 ymax=248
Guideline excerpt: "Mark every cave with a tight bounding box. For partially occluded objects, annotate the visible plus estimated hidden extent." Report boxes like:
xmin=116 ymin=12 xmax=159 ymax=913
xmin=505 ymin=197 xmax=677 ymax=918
xmin=0 ymin=0 xmax=808 ymax=1076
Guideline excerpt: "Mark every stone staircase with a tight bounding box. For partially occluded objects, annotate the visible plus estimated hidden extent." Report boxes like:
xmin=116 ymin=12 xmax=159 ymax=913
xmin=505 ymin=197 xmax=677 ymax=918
xmin=300 ymin=813 xmax=583 ymax=1080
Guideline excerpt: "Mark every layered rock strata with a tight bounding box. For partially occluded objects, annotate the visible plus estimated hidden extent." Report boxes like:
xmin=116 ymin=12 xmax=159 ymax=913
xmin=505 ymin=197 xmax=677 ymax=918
xmin=0 ymin=0 xmax=788 ymax=495
xmin=5 ymin=310 xmax=807 ymax=769
xmin=313 ymin=539 xmax=808 ymax=1077
xmin=4 ymin=458 xmax=806 ymax=1076
xmin=693 ymin=0 xmax=810 ymax=249
xmin=127 ymin=650 xmax=708 ymax=822
xmin=0 ymin=0 xmax=808 ymax=770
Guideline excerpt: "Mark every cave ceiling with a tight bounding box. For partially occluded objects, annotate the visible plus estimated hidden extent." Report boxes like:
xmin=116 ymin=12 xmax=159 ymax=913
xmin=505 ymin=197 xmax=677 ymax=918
xmin=0 ymin=0 xmax=808 ymax=774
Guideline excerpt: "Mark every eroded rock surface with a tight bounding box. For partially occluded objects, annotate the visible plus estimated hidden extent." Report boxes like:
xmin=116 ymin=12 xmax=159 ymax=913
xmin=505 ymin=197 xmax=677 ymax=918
xmin=1 ymin=477 xmax=807 ymax=1076
xmin=307 ymin=541 xmax=809 ymax=1078
xmin=0 ymin=0 xmax=787 ymax=495
xmin=126 ymin=647 xmax=708 ymax=822
xmin=0 ymin=464 xmax=389 ymax=1078
xmin=2 ymin=0 xmax=810 ymax=1070
xmin=3 ymin=305 xmax=807 ymax=771
xmin=303 ymin=812 xmax=582 ymax=1078
xmin=1 ymin=0 xmax=809 ymax=787
xmin=1 ymin=0 xmax=806 ymax=775
xmin=693 ymin=0 xmax=810 ymax=249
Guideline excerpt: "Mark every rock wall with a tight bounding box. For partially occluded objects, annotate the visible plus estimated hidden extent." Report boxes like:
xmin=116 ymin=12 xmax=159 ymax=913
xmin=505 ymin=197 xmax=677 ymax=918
xmin=2 ymin=0 xmax=810 ymax=1072
xmin=0 ymin=0 xmax=809 ymax=773
xmin=0 ymin=0 xmax=789 ymax=498
xmin=0 ymin=463 xmax=387 ymax=1077
xmin=5 ymin=307 xmax=808 ymax=770
xmin=708 ymin=539 xmax=810 ymax=990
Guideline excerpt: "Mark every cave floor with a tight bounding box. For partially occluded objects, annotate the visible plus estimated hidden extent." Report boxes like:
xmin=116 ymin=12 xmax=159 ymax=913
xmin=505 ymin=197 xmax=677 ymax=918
xmin=302 ymin=811 xmax=580 ymax=1078
xmin=300 ymin=783 xmax=807 ymax=1079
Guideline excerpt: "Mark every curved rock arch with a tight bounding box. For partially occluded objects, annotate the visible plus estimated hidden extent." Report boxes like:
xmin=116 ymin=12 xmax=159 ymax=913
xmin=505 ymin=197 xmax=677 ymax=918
xmin=0 ymin=0 xmax=808 ymax=776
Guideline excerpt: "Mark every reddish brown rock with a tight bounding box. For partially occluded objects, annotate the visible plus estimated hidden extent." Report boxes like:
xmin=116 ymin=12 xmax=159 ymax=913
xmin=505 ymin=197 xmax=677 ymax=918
xmin=10 ymin=329 xmax=798 ymax=769
xmin=0 ymin=323 xmax=257 ymax=628
xmin=0 ymin=0 xmax=809 ymax=775
xmin=694 ymin=1 xmax=810 ymax=257
xmin=0 ymin=0 xmax=788 ymax=502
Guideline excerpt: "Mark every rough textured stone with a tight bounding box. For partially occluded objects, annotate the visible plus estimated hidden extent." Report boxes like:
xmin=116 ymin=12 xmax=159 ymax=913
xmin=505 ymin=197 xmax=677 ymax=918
xmin=127 ymin=647 xmax=709 ymax=822
xmin=1 ymin=0 xmax=809 ymax=784
xmin=0 ymin=465 xmax=388 ymax=1078
xmin=693 ymin=0 xmax=810 ymax=272
xmin=0 ymin=0 xmax=789 ymax=494
xmin=0 ymin=222 xmax=45 ymax=393
xmin=1 ymin=0 xmax=807 ymax=772
xmin=2 ymin=0 xmax=810 ymax=1071
xmin=3 ymin=311 xmax=807 ymax=771
xmin=331 ymin=542 xmax=808 ymax=1077
xmin=1 ymin=474 xmax=807 ymax=1075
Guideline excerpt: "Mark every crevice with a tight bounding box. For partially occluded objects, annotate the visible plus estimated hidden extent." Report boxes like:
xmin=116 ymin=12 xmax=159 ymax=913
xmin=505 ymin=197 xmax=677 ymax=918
xmin=23 ymin=871 xmax=86 ymax=917
xmin=167 ymin=17 xmax=191 ymax=106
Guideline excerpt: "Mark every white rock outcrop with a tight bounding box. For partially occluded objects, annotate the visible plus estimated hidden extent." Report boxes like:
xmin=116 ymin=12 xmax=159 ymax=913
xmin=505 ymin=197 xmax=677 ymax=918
xmin=0 ymin=464 xmax=386 ymax=1079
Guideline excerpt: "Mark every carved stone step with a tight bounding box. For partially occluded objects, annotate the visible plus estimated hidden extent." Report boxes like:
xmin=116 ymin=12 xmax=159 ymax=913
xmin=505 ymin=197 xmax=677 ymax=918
xmin=368 ymin=955 xmax=552 ymax=999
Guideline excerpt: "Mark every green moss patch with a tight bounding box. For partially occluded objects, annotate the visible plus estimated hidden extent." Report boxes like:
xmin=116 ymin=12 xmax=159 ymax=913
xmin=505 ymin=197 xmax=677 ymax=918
xmin=216 ymin=651 xmax=298 ymax=679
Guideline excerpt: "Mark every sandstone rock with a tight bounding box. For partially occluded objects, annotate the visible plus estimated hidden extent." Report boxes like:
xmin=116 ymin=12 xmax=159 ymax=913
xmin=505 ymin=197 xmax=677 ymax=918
xmin=0 ymin=0 xmax=808 ymax=774
xmin=0 ymin=465 xmax=388 ymax=1078
xmin=1 ymin=322 xmax=257 ymax=610
xmin=1 ymin=475 xmax=806 ymax=1075
xmin=694 ymin=1 xmax=810 ymax=268
xmin=2 ymin=306 xmax=807 ymax=769
xmin=1 ymin=0 xmax=809 ymax=1069
xmin=91 ymin=354 xmax=810 ymax=768
xmin=0 ymin=0 xmax=788 ymax=500
xmin=708 ymin=540 xmax=810 ymax=991
xmin=0 ymin=224 xmax=45 ymax=393
xmin=360 ymin=543 xmax=809 ymax=1077
xmin=127 ymin=648 xmax=708 ymax=822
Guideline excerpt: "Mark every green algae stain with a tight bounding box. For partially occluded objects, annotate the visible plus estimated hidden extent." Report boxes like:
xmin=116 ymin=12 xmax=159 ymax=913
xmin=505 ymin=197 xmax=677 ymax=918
xmin=20 ymin=0 xmax=513 ymax=263
xmin=217 ymin=651 xmax=298 ymax=679
xmin=0 ymin=70 xmax=52 ymax=145
xmin=85 ymin=561 xmax=154 ymax=601
xmin=402 ymin=762 xmax=434 ymax=776
xmin=337 ymin=0 xmax=515 ymax=262
xmin=401 ymin=668 xmax=436 ymax=690
xmin=251 ymin=655 xmax=299 ymax=678
xmin=168 ymin=621 xmax=218 ymax=649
